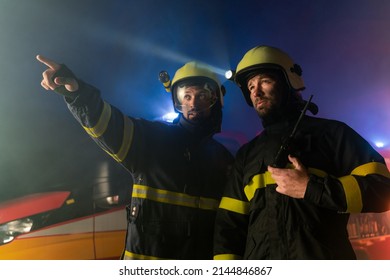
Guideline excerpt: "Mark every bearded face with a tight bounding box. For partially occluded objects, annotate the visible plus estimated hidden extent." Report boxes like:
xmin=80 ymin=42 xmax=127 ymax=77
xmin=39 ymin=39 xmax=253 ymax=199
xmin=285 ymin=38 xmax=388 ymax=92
xmin=247 ymin=73 xmax=286 ymax=120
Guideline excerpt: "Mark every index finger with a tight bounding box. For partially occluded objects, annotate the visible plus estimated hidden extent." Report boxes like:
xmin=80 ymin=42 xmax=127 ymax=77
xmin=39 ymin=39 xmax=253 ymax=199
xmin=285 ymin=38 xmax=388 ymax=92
xmin=36 ymin=54 xmax=60 ymax=70
xmin=267 ymin=165 xmax=279 ymax=174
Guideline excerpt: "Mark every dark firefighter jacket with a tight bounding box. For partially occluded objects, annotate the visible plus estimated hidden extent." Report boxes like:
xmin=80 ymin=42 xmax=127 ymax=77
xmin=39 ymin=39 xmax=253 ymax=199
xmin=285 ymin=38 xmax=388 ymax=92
xmin=214 ymin=115 xmax=390 ymax=260
xmin=65 ymin=82 xmax=234 ymax=260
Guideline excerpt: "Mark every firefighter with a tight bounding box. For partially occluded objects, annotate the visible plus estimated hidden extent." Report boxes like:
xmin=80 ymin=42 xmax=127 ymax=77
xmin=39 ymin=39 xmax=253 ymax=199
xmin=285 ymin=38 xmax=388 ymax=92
xmin=213 ymin=45 xmax=390 ymax=259
xmin=37 ymin=55 xmax=234 ymax=260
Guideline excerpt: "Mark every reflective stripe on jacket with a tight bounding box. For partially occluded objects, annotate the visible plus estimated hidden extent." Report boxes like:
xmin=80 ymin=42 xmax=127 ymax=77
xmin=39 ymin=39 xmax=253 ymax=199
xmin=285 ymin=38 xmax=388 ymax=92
xmin=214 ymin=115 xmax=390 ymax=260
xmin=66 ymin=82 xmax=234 ymax=259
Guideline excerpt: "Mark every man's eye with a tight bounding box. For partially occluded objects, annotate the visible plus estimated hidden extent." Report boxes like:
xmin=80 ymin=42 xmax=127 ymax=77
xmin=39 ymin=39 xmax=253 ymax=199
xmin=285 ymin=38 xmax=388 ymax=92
xmin=184 ymin=95 xmax=191 ymax=100
xmin=261 ymin=79 xmax=272 ymax=84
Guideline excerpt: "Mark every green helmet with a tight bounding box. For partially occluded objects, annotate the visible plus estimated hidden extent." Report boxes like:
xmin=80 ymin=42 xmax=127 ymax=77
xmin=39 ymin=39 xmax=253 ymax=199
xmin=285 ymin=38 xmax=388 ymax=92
xmin=234 ymin=45 xmax=305 ymax=106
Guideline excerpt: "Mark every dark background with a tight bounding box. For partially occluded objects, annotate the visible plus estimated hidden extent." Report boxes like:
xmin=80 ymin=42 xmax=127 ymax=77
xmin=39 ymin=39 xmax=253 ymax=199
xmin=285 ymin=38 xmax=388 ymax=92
xmin=1 ymin=0 xmax=389 ymax=200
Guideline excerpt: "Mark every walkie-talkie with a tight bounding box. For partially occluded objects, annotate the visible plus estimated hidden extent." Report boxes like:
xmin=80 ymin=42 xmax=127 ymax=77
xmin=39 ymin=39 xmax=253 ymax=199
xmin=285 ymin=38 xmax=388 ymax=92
xmin=271 ymin=95 xmax=314 ymax=168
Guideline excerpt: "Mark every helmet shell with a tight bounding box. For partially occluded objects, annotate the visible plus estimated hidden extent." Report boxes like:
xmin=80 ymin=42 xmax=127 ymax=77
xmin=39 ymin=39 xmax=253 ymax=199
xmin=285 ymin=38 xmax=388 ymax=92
xmin=171 ymin=61 xmax=224 ymax=108
xmin=235 ymin=45 xmax=305 ymax=106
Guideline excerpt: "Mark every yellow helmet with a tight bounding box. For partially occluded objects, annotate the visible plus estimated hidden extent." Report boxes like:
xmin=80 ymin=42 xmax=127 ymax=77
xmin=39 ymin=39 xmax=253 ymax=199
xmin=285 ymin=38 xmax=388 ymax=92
xmin=234 ymin=45 xmax=305 ymax=106
xmin=159 ymin=61 xmax=226 ymax=133
xmin=162 ymin=61 xmax=225 ymax=112
xmin=171 ymin=61 xmax=222 ymax=91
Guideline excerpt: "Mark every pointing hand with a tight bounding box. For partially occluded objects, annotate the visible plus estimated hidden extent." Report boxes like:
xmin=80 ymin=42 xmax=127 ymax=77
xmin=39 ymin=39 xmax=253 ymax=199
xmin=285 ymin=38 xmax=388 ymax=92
xmin=36 ymin=55 xmax=79 ymax=93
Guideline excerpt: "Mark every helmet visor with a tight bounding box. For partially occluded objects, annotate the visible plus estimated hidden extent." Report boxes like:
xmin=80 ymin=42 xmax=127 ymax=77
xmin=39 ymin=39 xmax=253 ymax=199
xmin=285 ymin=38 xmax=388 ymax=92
xmin=173 ymin=80 xmax=217 ymax=113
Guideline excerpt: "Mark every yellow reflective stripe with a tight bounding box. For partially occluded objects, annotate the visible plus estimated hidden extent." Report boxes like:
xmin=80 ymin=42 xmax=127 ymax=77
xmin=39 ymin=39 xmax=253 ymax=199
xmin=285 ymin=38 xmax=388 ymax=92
xmin=303 ymin=166 xmax=365 ymax=213
xmin=219 ymin=196 xmax=249 ymax=215
xmin=241 ymin=162 xmax=387 ymax=214
xmin=83 ymin=101 xmax=111 ymax=138
xmin=307 ymin=164 xmax=388 ymax=213
xmin=111 ymin=116 xmax=134 ymax=162
xmin=132 ymin=184 xmax=220 ymax=210
xmin=307 ymin=167 xmax=328 ymax=178
xmin=214 ymin=254 xmax=242 ymax=260
xmin=351 ymin=162 xmax=390 ymax=178
xmin=338 ymin=162 xmax=389 ymax=213
xmin=339 ymin=175 xmax=362 ymax=213
xmin=244 ymin=168 xmax=329 ymax=202
xmin=123 ymin=251 xmax=170 ymax=260
xmin=82 ymin=102 xmax=134 ymax=163
xmin=101 ymin=116 xmax=134 ymax=163
xmin=244 ymin=172 xmax=275 ymax=201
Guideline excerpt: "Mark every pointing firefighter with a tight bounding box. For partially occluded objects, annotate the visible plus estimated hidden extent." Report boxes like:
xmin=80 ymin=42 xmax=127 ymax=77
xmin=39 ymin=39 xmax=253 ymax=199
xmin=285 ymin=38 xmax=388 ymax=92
xmin=37 ymin=55 xmax=233 ymax=260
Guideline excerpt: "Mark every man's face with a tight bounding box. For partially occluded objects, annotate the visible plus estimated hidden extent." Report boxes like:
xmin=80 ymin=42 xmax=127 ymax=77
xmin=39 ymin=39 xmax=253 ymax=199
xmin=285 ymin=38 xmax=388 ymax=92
xmin=247 ymin=73 xmax=284 ymax=119
xmin=176 ymin=84 xmax=216 ymax=123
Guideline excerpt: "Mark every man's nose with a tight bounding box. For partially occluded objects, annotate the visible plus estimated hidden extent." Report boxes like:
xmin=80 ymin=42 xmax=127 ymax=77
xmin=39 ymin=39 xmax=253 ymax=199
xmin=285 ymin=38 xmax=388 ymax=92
xmin=187 ymin=98 xmax=196 ymax=107
xmin=192 ymin=95 xmax=205 ymax=107
xmin=252 ymin=86 xmax=264 ymax=97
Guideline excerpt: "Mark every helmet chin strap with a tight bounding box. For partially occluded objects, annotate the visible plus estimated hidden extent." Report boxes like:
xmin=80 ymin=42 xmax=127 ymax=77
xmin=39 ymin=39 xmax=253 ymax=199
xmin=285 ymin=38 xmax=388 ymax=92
xmin=178 ymin=114 xmax=212 ymax=137
xmin=177 ymin=101 xmax=222 ymax=137
xmin=260 ymin=89 xmax=301 ymax=127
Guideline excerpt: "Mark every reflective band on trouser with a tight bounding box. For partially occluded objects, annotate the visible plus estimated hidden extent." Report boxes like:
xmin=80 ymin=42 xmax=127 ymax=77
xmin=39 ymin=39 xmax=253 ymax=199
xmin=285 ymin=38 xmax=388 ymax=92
xmin=218 ymin=197 xmax=249 ymax=215
xmin=83 ymin=101 xmax=111 ymax=138
xmin=213 ymin=254 xmax=242 ymax=260
xmin=132 ymin=184 xmax=220 ymax=210
xmin=123 ymin=251 xmax=170 ymax=260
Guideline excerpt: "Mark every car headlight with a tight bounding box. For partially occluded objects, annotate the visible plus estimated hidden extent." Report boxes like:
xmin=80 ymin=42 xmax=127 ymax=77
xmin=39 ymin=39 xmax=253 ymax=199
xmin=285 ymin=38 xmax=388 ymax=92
xmin=0 ymin=218 xmax=33 ymax=245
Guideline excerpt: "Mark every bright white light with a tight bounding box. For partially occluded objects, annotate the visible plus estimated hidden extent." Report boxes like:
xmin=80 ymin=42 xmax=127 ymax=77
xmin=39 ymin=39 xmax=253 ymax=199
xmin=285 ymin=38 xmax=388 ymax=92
xmin=375 ymin=142 xmax=384 ymax=148
xmin=162 ymin=112 xmax=179 ymax=123
xmin=225 ymin=70 xmax=234 ymax=80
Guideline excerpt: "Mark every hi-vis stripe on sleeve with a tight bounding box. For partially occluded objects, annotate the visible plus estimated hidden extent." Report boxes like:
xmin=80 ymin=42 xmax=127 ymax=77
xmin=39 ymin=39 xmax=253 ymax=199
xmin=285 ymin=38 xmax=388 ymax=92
xmin=109 ymin=116 xmax=134 ymax=162
xmin=219 ymin=197 xmax=249 ymax=215
xmin=338 ymin=175 xmax=361 ymax=213
xmin=339 ymin=162 xmax=390 ymax=213
xmin=83 ymin=102 xmax=134 ymax=163
xmin=132 ymin=184 xmax=220 ymax=210
xmin=83 ymin=101 xmax=111 ymax=138
xmin=352 ymin=162 xmax=390 ymax=178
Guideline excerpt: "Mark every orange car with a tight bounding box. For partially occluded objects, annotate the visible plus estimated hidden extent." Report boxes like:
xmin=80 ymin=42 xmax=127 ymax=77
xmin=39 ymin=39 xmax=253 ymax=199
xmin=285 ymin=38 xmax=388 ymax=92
xmin=0 ymin=177 xmax=131 ymax=260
